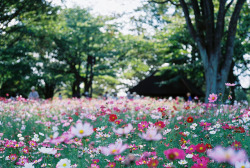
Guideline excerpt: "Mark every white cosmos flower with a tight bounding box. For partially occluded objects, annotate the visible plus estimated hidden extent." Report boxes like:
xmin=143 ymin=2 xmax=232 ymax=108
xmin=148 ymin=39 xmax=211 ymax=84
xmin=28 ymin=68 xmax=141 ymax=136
xmin=17 ymin=134 xmax=22 ymax=138
xmin=56 ymin=158 xmax=71 ymax=168
xmin=19 ymin=137 xmax=24 ymax=141
xmin=209 ymin=130 xmax=216 ymax=134
xmin=163 ymin=129 xmax=171 ymax=135
xmin=191 ymin=123 xmax=197 ymax=127
xmin=234 ymin=161 xmax=250 ymax=168
xmin=184 ymin=131 xmax=190 ymax=136
xmin=23 ymin=163 xmax=34 ymax=168
xmin=71 ymin=121 xmax=94 ymax=138
xmin=190 ymin=126 xmax=196 ymax=130
xmin=242 ymin=117 xmax=249 ymax=123
xmin=186 ymin=154 xmax=193 ymax=158
xmin=214 ymin=123 xmax=221 ymax=128
xmin=38 ymin=147 xmax=57 ymax=155
xmin=178 ymin=159 xmax=188 ymax=165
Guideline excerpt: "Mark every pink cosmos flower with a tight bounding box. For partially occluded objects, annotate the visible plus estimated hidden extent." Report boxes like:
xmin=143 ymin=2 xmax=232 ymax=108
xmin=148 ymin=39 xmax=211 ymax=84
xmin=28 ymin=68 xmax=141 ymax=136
xmin=114 ymin=155 xmax=125 ymax=162
xmin=101 ymin=142 xmax=128 ymax=156
xmin=164 ymin=148 xmax=185 ymax=160
xmin=71 ymin=121 xmax=94 ymax=138
xmin=139 ymin=127 xmax=162 ymax=141
xmin=90 ymin=164 xmax=100 ymax=168
xmin=207 ymin=146 xmax=248 ymax=165
xmin=113 ymin=123 xmax=133 ymax=135
xmin=107 ymin=162 xmax=116 ymax=168
xmin=186 ymin=145 xmax=196 ymax=154
xmin=138 ymin=121 xmax=149 ymax=130
xmin=9 ymin=154 xmax=18 ymax=161
xmin=208 ymin=93 xmax=218 ymax=103
xmin=225 ymin=83 xmax=236 ymax=86
xmin=16 ymin=156 xmax=29 ymax=166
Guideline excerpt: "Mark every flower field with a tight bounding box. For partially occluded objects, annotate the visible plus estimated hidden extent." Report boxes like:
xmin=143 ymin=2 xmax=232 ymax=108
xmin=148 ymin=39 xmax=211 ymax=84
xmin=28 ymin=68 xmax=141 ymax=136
xmin=0 ymin=97 xmax=249 ymax=168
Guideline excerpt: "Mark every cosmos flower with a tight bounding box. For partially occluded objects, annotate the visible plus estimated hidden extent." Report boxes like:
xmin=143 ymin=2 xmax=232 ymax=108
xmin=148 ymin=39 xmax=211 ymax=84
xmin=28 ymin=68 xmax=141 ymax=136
xmin=139 ymin=127 xmax=162 ymax=141
xmin=186 ymin=116 xmax=194 ymax=123
xmin=101 ymin=142 xmax=128 ymax=156
xmin=234 ymin=161 xmax=250 ymax=168
xmin=71 ymin=121 xmax=94 ymax=138
xmin=154 ymin=121 xmax=166 ymax=129
xmin=113 ymin=123 xmax=133 ymax=135
xmin=147 ymin=159 xmax=159 ymax=168
xmin=38 ymin=147 xmax=57 ymax=155
xmin=196 ymin=143 xmax=206 ymax=153
xmin=164 ymin=148 xmax=185 ymax=160
xmin=138 ymin=121 xmax=149 ymax=130
xmin=23 ymin=163 xmax=35 ymax=168
xmin=109 ymin=114 xmax=118 ymax=122
xmin=231 ymin=141 xmax=242 ymax=150
xmin=9 ymin=154 xmax=18 ymax=161
xmin=114 ymin=155 xmax=125 ymax=162
xmin=107 ymin=162 xmax=116 ymax=168
xmin=208 ymin=93 xmax=218 ymax=103
xmin=207 ymin=146 xmax=248 ymax=165
xmin=56 ymin=158 xmax=71 ymax=168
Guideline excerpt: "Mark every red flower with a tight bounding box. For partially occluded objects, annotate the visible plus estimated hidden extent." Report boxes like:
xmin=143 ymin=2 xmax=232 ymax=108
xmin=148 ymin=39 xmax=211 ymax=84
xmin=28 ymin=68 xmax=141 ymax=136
xmin=186 ymin=116 xmax=194 ymax=123
xmin=93 ymin=128 xmax=97 ymax=132
xmin=147 ymin=159 xmax=159 ymax=168
xmin=173 ymin=106 xmax=178 ymax=111
xmin=196 ymin=143 xmax=206 ymax=153
xmin=109 ymin=114 xmax=117 ymax=122
xmin=206 ymin=143 xmax=212 ymax=149
xmin=75 ymin=112 xmax=79 ymax=116
xmin=154 ymin=121 xmax=165 ymax=128
xmin=231 ymin=141 xmax=242 ymax=150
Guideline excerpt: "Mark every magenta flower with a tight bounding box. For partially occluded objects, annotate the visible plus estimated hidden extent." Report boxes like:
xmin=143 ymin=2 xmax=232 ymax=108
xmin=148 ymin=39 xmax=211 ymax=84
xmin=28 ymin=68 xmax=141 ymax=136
xmin=186 ymin=145 xmax=196 ymax=154
xmin=164 ymin=148 xmax=185 ymax=160
xmin=138 ymin=121 xmax=149 ymax=130
xmin=207 ymin=146 xmax=248 ymax=165
xmin=208 ymin=93 xmax=218 ymax=103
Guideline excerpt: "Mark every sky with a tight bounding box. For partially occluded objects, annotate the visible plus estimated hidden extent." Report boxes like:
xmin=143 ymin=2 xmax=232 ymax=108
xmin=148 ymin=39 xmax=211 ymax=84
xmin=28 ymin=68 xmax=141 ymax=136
xmin=51 ymin=0 xmax=249 ymax=89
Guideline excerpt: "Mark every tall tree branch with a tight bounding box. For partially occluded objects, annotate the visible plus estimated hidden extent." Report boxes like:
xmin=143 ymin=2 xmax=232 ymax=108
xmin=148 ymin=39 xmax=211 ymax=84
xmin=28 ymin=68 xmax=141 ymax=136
xmin=215 ymin=0 xmax=226 ymax=52
xmin=179 ymin=0 xmax=208 ymax=69
xmin=222 ymin=0 xmax=246 ymax=73
xmin=202 ymin=0 xmax=215 ymax=54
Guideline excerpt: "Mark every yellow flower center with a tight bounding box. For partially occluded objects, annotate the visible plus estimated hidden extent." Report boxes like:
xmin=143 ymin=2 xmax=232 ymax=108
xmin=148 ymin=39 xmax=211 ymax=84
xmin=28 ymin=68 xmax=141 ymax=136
xmin=212 ymin=97 xmax=215 ymax=100
xmin=190 ymin=147 xmax=193 ymax=150
xmin=111 ymin=149 xmax=117 ymax=153
xmin=235 ymin=144 xmax=238 ymax=147
xmin=63 ymin=163 xmax=67 ymax=167
xmin=241 ymin=166 xmax=245 ymax=168
xmin=199 ymin=147 xmax=203 ymax=150
xmin=174 ymin=152 xmax=179 ymax=157
xmin=79 ymin=130 xmax=84 ymax=134
xmin=142 ymin=125 xmax=145 ymax=127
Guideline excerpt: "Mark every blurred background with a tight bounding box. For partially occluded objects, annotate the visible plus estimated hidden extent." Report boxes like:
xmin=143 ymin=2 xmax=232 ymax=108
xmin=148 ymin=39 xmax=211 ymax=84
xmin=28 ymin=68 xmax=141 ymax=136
xmin=0 ymin=0 xmax=249 ymax=102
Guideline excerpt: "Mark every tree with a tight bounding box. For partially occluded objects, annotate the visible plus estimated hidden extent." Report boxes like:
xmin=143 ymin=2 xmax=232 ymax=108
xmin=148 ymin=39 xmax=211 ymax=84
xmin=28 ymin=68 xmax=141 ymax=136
xmin=53 ymin=8 xmax=120 ymax=97
xmin=149 ymin=0 xmax=246 ymax=101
